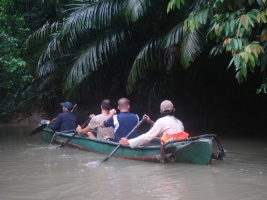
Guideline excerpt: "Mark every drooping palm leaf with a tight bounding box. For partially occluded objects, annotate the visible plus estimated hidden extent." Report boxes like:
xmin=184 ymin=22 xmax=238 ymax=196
xmin=61 ymin=0 xmax=125 ymax=37
xmin=161 ymin=22 xmax=185 ymax=48
xmin=25 ymin=0 xmax=214 ymax=104
xmin=180 ymin=28 xmax=205 ymax=68
xmin=124 ymin=0 xmax=152 ymax=23
xmin=24 ymin=22 xmax=61 ymax=58
xmin=64 ymin=29 xmax=128 ymax=92
xmin=126 ymin=0 xmax=205 ymax=95
xmin=126 ymin=37 xmax=163 ymax=93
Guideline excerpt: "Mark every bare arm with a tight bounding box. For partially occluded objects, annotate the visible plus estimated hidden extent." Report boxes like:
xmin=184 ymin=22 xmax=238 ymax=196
xmin=146 ymin=116 xmax=154 ymax=126
xmin=99 ymin=109 xmax=116 ymax=127
xmin=120 ymin=121 xmax=161 ymax=148
xmin=76 ymin=125 xmax=91 ymax=134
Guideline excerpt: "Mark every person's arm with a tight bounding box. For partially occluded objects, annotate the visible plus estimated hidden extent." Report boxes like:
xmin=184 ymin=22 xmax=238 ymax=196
xmin=89 ymin=114 xmax=95 ymax=118
xmin=76 ymin=114 xmax=97 ymax=133
xmin=75 ymin=113 xmax=97 ymax=133
xmin=120 ymin=120 xmax=162 ymax=148
xmin=76 ymin=125 xmax=91 ymax=134
xmin=99 ymin=109 xmax=116 ymax=127
xmin=146 ymin=115 xmax=154 ymax=126
xmin=47 ymin=115 xmax=61 ymax=131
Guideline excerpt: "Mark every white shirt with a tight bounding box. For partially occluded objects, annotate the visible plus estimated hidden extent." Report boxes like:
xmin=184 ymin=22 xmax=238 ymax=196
xmin=128 ymin=115 xmax=184 ymax=148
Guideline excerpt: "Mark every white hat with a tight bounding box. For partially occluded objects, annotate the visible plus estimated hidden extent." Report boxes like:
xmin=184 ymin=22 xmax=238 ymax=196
xmin=160 ymin=100 xmax=174 ymax=113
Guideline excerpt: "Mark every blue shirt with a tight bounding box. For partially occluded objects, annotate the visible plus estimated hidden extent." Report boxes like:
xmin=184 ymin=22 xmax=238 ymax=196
xmin=104 ymin=112 xmax=139 ymax=142
xmin=48 ymin=111 xmax=77 ymax=132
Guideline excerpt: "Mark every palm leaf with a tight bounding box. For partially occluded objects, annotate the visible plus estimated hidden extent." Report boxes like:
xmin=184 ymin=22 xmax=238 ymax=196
xmin=61 ymin=0 xmax=125 ymax=37
xmin=161 ymin=22 xmax=185 ymax=48
xmin=64 ymin=29 xmax=126 ymax=92
xmin=125 ymin=0 xmax=152 ymax=23
xmin=180 ymin=28 xmax=205 ymax=68
xmin=126 ymin=36 xmax=163 ymax=93
xmin=24 ymin=22 xmax=61 ymax=59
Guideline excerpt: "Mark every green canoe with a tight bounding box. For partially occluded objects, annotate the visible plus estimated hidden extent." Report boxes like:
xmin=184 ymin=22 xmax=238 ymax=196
xmin=39 ymin=121 xmax=225 ymax=165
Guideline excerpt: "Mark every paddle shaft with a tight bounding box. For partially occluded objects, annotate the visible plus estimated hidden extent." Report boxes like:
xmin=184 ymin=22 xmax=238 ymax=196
xmin=59 ymin=117 xmax=91 ymax=147
xmin=102 ymin=114 xmax=147 ymax=162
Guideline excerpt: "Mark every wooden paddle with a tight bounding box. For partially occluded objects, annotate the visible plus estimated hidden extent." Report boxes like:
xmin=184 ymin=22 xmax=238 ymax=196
xmin=102 ymin=114 xmax=147 ymax=162
xmin=59 ymin=117 xmax=92 ymax=147
xmin=29 ymin=104 xmax=77 ymax=136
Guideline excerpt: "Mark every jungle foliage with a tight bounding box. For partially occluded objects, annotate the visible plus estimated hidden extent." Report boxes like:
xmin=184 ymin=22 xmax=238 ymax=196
xmin=0 ymin=0 xmax=31 ymax=116
xmin=167 ymin=0 xmax=267 ymax=93
xmin=0 ymin=0 xmax=71 ymax=117
xmin=1 ymin=0 xmax=267 ymax=118
xmin=24 ymin=0 xmax=267 ymax=106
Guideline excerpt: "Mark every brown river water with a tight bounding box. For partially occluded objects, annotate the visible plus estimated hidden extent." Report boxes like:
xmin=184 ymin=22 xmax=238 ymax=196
xmin=0 ymin=125 xmax=266 ymax=200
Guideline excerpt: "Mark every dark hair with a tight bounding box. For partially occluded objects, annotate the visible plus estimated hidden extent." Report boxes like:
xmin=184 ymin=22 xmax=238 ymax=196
xmin=101 ymin=99 xmax=111 ymax=110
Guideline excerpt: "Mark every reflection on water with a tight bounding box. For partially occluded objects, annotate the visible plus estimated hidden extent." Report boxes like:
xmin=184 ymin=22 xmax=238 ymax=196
xmin=0 ymin=126 xmax=267 ymax=200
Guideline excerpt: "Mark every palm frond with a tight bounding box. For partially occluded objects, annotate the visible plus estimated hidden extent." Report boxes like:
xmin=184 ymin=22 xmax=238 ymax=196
xmin=126 ymin=36 xmax=163 ymax=93
xmin=180 ymin=28 xmax=205 ymax=68
xmin=209 ymin=45 xmax=224 ymax=57
xmin=64 ymin=29 xmax=126 ymax=91
xmin=61 ymin=0 xmax=125 ymax=37
xmin=125 ymin=0 xmax=152 ymax=23
xmin=37 ymin=61 xmax=57 ymax=77
xmin=161 ymin=22 xmax=185 ymax=48
xmin=174 ymin=0 xmax=203 ymax=21
xmin=37 ymin=34 xmax=64 ymax=68
xmin=24 ymin=22 xmax=61 ymax=51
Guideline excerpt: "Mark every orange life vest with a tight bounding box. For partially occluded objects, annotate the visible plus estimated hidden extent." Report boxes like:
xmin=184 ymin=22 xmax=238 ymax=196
xmin=160 ymin=132 xmax=189 ymax=143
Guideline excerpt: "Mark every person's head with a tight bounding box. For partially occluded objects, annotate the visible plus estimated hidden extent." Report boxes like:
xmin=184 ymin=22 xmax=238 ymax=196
xmin=60 ymin=102 xmax=73 ymax=112
xmin=160 ymin=100 xmax=175 ymax=114
xmin=101 ymin=99 xmax=111 ymax=111
xmin=117 ymin=98 xmax=130 ymax=112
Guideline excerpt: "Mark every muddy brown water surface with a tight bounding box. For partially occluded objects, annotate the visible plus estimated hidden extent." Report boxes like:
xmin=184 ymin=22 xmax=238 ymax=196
xmin=0 ymin=125 xmax=267 ymax=200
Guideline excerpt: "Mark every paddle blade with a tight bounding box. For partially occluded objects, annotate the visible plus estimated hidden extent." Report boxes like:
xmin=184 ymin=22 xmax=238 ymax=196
xmin=102 ymin=145 xmax=120 ymax=162
xmin=102 ymin=157 xmax=109 ymax=162
xmin=30 ymin=124 xmax=47 ymax=135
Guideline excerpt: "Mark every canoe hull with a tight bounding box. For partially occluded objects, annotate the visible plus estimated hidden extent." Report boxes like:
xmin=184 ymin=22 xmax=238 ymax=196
xmin=40 ymin=127 xmax=222 ymax=165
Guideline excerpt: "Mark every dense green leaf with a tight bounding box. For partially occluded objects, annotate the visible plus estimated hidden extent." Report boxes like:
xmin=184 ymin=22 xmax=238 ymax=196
xmin=234 ymin=55 xmax=240 ymax=68
xmin=17 ymin=0 xmax=267 ymax=110
xmin=224 ymin=22 xmax=230 ymax=36
xmin=125 ymin=0 xmax=151 ymax=23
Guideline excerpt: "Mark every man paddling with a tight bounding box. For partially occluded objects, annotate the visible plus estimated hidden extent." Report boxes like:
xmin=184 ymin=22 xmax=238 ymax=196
xmin=46 ymin=101 xmax=77 ymax=132
xmin=119 ymin=100 xmax=188 ymax=148
xmin=99 ymin=98 xmax=139 ymax=142
xmin=76 ymin=99 xmax=114 ymax=141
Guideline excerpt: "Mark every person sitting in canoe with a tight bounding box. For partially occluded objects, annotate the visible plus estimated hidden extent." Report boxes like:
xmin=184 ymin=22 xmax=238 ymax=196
xmin=46 ymin=102 xmax=77 ymax=132
xmin=99 ymin=98 xmax=139 ymax=142
xmin=76 ymin=99 xmax=114 ymax=141
xmin=119 ymin=100 xmax=188 ymax=148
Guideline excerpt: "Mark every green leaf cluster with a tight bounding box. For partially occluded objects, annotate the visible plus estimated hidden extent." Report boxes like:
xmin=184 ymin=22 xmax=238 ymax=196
xmin=0 ymin=0 xmax=70 ymax=117
xmin=168 ymin=0 xmax=267 ymax=93
xmin=21 ymin=0 xmax=267 ymax=111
